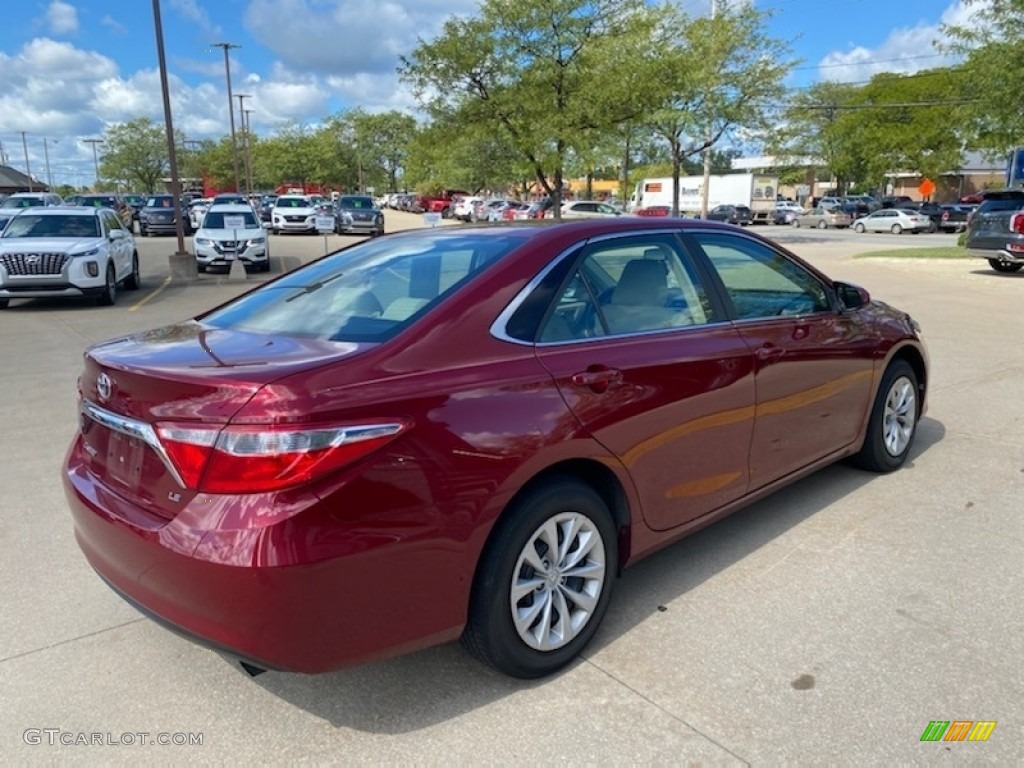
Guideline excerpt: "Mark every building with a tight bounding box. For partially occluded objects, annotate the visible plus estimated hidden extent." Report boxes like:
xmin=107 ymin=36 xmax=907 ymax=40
xmin=0 ymin=165 xmax=48 ymax=195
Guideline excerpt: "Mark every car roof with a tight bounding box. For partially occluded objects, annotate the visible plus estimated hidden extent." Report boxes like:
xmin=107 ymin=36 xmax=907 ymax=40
xmin=205 ymin=203 xmax=256 ymax=212
xmin=22 ymin=206 xmax=100 ymax=216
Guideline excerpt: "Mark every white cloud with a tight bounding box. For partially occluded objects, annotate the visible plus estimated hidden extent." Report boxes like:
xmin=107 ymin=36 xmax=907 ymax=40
xmin=243 ymin=0 xmax=477 ymax=77
xmin=46 ymin=0 xmax=78 ymax=34
xmin=169 ymin=0 xmax=222 ymax=38
xmin=100 ymin=15 xmax=127 ymax=35
xmin=816 ymin=0 xmax=984 ymax=83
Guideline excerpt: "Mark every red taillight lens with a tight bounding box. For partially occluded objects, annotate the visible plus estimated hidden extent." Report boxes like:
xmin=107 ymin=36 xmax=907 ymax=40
xmin=1011 ymin=213 xmax=1024 ymax=234
xmin=156 ymin=422 xmax=408 ymax=493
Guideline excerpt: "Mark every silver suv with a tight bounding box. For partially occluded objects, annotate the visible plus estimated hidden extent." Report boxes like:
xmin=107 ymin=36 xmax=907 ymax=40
xmin=0 ymin=206 xmax=139 ymax=308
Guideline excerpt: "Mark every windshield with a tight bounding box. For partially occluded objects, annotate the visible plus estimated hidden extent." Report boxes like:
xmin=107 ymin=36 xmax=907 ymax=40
xmin=276 ymin=198 xmax=310 ymax=208
xmin=1 ymin=197 xmax=44 ymax=209
xmin=2 ymin=214 xmax=100 ymax=238
xmin=146 ymin=197 xmax=175 ymax=208
xmin=79 ymin=197 xmax=120 ymax=209
xmin=202 ymin=211 xmax=259 ymax=229
xmin=338 ymin=197 xmax=375 ymax=210
xmin=202 ymin=232 xmax=524 ymax=342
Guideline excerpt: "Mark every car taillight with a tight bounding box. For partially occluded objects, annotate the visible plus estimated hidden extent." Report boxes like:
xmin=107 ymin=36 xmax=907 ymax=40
xmin=941 ymin=211 xmax=949 ymax=221
xmin=1012 ymin=213 xmax=1024 ymax=234
xmin=156 ymin=421 xmax=408 ymax=493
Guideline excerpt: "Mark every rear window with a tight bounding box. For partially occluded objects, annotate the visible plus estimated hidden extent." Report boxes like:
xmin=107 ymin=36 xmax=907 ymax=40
xmin=1 ymin=197 xmax=44 ymax=209
xmin=201 ymin=233 xmax=523 ymax=342
xmin=338 ymin=197 xmax=375 ymax=209
xmin=976 ymin=197 xmax=1024 ymax=214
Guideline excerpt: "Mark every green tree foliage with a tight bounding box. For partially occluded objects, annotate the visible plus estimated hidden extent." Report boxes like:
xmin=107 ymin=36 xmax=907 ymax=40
xmin=942 ymin=0 xmax=1024 ymax=152
xmin=345 ymin=109 xmax=418 ymax=192
xmin=646 ymin=1 xmax=792 ymax=215
xmin=399 ymin=0 xmax=664 ymax=217
xmin=99 ymin=117 xmax=169 ymax=192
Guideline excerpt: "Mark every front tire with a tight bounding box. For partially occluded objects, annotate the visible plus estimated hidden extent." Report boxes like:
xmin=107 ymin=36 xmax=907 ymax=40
xmin=988 ymin=259 xmax=1024 ymax=273
xmin=462 ymin=479 xmax=617 ymax=678
xmin=123 ymin=253 xmax=141 ymax=290
xmin=817 ymin=219 xmax=828 ymax=229
xmin=854 ymin=223 xmax=866 ymax=233
xmin=96 ymin=264 xmax=117 ymax=306
xmin=791 ymin=219 xmax=800 ymax=228
xmin=853 ymin=360 xmax=919 ymax=472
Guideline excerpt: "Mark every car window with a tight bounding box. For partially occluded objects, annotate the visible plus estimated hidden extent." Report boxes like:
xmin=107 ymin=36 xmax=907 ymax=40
xmin=202 ymin=233 xmax=522 ymax=342
xmin=976 ymin=198 xmax=1024 ymax=214
xmin=693 ymin=232 xmax=831 ymax=320
xmin=104 ymin=211 xmax=124 ymax=231
xmin=203 ymin=211 xmax=259 ymax=229
xmin=539 ymin=235 xmax=713 ymax=342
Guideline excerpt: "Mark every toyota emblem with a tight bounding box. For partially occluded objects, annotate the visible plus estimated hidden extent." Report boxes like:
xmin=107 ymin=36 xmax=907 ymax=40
xmin=96 ymin=372 xmax=113 ymax=401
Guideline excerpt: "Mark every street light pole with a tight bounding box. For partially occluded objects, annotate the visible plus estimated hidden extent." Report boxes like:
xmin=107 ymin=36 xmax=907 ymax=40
xmin=235 ymin=93 xmax=250 ymax=196
xmin=43 ymin=138 xmax=57 ymax=190
xmin=82 ymin=139 xmax=103 ymax=189
xmin=243 ymin=108 xmax=255 ymax=195
xmin=153 ymin=0 xmax=192 ymax=274
xmin=19 ymin=131 xmax=33 ymax=192
xmin=211 ymin=41 xmax=242 ymax=193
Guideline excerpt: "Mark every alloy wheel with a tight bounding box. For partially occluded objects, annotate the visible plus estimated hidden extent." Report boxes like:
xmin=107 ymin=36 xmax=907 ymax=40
xmin=882 ymin=376 xmax=916 ymax=457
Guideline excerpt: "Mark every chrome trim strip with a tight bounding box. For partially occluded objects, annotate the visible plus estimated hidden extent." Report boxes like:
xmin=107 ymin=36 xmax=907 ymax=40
xmin=533 ymin=319 xmax=735 ymax=347
xmin=81 ymin=400 xmax=187 ymax=488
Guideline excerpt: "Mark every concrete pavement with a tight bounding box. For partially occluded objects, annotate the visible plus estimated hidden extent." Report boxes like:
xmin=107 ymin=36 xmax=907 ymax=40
xmin=1 ymin=213 xmax=1020 ymax=762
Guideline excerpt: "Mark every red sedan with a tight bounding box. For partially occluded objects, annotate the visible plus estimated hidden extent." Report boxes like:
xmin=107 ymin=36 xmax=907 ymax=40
xmin=64 ymin=218 xmax=928 ymax=678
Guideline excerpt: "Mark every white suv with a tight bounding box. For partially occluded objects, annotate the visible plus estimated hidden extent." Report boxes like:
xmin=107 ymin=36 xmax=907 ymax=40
xmin=193 ymin=204 xmax=269 ymax=273
xmin=0 ymin=192 xmax=64 ymax=231
xmin=0 ymin=206 xmax=138 ymax=308
xmin=271 ymin=195 xmax=318 ymax=234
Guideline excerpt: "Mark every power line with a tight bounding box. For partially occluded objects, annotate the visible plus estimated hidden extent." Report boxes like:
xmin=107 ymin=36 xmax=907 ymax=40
xmin=790 ymin=52 xmax=960 ymax=73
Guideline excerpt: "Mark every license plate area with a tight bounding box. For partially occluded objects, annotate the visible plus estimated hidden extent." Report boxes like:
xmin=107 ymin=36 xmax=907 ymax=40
xmin=105 ymin=430 xmax=146 ymax=489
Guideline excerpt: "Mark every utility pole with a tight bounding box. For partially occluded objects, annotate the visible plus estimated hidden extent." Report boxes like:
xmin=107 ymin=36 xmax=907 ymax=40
xmin=700 ymin=0 xmax=717 ymax=220
xmin=243 ymin=108 xmax=255 ymax=195
xmin=153 ymin=0 xmax=190 ymax=269
xmin=20 ymin=131 xmax=33 ymax=192
xmin=43 ymin=138 xmax=57 ymax=190
xmin=235 ymin=93 xmax=250 ymax=196
xmin=211 ymin=41 xmax=242 ymax=192
xmin=82 ymin=139 xmax=104 ymax=189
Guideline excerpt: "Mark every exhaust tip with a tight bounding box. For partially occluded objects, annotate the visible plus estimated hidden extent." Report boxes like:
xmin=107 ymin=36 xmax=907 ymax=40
xmin=239 ymin=660 xmax=267 ymax=677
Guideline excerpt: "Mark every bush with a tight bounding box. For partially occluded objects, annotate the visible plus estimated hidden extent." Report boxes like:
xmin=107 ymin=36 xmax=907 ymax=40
xmin=957 ymin=230 xmax=967 ymax=247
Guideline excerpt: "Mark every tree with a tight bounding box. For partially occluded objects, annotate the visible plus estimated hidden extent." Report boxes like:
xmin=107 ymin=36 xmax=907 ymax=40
xmin=942 ymin=0 xmax=1024 ymax=152
xmin=646 ymin=1 xmax=792 ymax=216
xmin=99 ymin=118 xmax=169 ymax=192
xmin=346 ymin=110 xmax=418 ymax=193
xmin=400 ymin=0 xmax=664 ymax=218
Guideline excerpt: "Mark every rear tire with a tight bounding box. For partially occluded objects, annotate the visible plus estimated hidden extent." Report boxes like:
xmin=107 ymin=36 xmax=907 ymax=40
xmin=462 ymin=478 xmax=617 ymax=679
xmin=988 ymin=259 xmax=1024 ymax=273
xmin=891 ymin=223 xmax=903 ymax=235
xmin=791 ymin=219 xmax=800 ymax=228
xmin=853 ymin=360 xmax=919 ymax=473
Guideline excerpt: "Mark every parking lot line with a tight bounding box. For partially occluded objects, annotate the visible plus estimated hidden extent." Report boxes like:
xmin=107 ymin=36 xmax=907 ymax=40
xmin=129 ymin=275 xmax=173 ymax=312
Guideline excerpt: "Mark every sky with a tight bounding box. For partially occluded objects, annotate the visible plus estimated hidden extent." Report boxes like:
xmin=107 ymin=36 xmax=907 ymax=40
xmin=0 ymin=0 xmax=983 ymax=187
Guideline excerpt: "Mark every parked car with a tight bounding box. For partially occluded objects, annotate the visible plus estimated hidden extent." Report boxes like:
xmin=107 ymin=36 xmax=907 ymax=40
xmin=707 ymin=204 xmax=754 ymax=226
xmin=257 ymin=195 xmax=277 ymax=223
xmin=333 ymin=195 xmax=385 ymax=237
xmin=0 ymin=206 xmax=138 ymax=308
xmin=838 ymin=202 xmax=872 ymax=222
xmin=500 ymin=201 xmax=532 ymax=221
xmin=938 ymin=204 xmax=972 ymax=233
xmin=188 ymin=198 xmax=212 ymax=230
xmin=63 ymin=218 xmax=927 ymax=678
xmin=560 ymin=200 xmax=624 ymax=218
xmin=963 ymin=188 xmax=1024 ymax=273
xmin=192 ymin=203 xmax=269 ymax=274
xmin=0 ymin=192 xmax=64 ymax=231
xmin=454 ymin=196 xmax=484 ymax=221
xmin=122 ymin=194 xmax=146 ymax=226
xmin=793 ymin=207 xmax=853 ymax=229
xmin=271 ymin=195 xmax=318 ymax=234
xmin=139 ymin=195 xmax=192 ymax=236
xmin=65 ymin=193 xmax=133 ymax=229
xmin=913 ymin=202 xmax=945 ymax=233
xmin=212 ymin=193 xmax=250 ymax=207
xmin=881 ymin=195 xmax=915 ymax=209
xmin=852 ymin=208 xmax=931 ymax=235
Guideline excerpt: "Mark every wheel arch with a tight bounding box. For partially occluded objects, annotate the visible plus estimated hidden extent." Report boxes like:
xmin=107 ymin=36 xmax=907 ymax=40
xmin=887 ymin=343 xmax=928 ymax=414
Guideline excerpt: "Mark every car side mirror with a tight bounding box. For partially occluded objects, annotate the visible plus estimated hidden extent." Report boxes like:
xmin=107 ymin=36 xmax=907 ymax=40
xmin=262 ymin=222 xmax=272 ymax=229
xmin=109 ymin=229 xmax=125 ymax=240
xmin=835 ymin=281 xmax=870 ymax=310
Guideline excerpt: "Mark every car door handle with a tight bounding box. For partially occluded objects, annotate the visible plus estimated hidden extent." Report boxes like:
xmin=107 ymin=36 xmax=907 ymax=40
xmin=570 ymin=368 xmax=623 ymax=394
xmin=755 ymin=344 xmax=785 ymax=363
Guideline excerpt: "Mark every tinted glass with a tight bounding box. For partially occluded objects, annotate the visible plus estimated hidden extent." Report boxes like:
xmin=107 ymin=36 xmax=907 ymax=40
xmin=1 ymin=197 xmax=44 ymax=209
xmin=977 ymin=198 xmax=1024 ymax=214
xmin=694 ymin=232 xmax=830 ymax=319
xmin=146 ymin=197 xmax=175 ymax=207
xmin=202 ymin=211 xmax=259 ymax=229
xmin=2 ymin=214 xmax=100 ymax=238
xmin=275 ymin=198 xmax=310 ymax=208
xmin=338 ymin=197 xmax=375 ymax=210
xmin=203 ymin=233 xmax=523 ymax=342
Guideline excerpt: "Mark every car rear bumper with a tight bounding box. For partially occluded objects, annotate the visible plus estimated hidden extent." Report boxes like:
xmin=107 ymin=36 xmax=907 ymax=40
xmin=967 ymin=247 xmax=1024 ymax=264
xmin=63 ymin=439 xmax=466 ymax=673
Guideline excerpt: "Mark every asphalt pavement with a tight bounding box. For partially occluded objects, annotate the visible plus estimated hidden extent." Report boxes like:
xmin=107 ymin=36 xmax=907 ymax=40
xmin=0 ymin=213 xmax=1020 ymax=763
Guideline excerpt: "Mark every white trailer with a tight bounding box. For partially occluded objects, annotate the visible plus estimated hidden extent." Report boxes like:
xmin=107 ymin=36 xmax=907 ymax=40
xmin=629 ymin=173 xmax=778 ymax=222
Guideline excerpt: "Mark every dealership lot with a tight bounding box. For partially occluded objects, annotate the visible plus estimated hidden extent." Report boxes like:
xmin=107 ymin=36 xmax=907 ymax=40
xmin=1 ymin=213 xmax=1020 ymax=762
